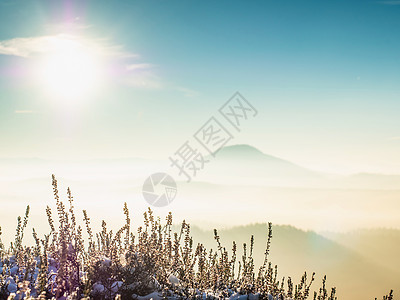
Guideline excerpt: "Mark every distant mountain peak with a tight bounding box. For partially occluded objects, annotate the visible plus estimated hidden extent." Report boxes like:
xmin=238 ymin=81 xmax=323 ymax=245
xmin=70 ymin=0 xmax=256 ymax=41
xmin=218 ymin=144 xmax=264 ymax=156
xmin=216 ymin=144 xmax=287 ymax=163
xmin=208 ymin=144 xmax=322 ymax=179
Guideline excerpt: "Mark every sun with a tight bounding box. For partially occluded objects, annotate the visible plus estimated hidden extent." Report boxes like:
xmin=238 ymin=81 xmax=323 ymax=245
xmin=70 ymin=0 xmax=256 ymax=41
xmin=40 ymin=50 xmax=100 ymax=99
xmin=35 ymin=37 xmax=104 ymax=107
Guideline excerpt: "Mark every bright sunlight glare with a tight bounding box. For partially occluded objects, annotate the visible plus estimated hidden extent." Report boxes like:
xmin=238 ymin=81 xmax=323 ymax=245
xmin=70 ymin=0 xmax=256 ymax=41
xmin=34 ymin=36 xmax=104 ymax=108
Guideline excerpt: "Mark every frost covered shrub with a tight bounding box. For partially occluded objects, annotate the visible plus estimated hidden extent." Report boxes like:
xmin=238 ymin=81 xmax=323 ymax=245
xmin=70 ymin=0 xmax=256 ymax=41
xmin=0 ymin=175 xmax=393 ymax=299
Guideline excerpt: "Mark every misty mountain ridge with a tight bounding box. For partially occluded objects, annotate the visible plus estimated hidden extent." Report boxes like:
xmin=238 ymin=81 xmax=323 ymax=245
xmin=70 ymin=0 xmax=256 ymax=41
xmin=186 ymin=223 xmax=400 ymax=299
xmin=1 ymin=144 xmax=400 ymax=190
xmin=198 ymin=144 xmax=400 ymax=189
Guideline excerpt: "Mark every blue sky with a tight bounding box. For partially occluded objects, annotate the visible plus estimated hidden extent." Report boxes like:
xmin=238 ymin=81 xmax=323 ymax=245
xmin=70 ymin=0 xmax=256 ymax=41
xmin=0 ymin=0 xmax=400 ymax=174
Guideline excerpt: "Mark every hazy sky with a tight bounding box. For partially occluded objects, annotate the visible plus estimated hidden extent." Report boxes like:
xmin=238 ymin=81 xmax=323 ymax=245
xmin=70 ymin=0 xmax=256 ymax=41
xmin=0 ymin=0 xmax=400 ymax=174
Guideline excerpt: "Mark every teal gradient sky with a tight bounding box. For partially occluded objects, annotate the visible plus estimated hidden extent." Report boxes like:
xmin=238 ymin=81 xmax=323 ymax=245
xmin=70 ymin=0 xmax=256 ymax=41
xmin=0 ymin=0 xmax=400 ymax=174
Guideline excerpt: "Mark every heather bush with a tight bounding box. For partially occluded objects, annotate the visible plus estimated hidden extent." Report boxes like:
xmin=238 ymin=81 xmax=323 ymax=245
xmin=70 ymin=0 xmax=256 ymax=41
xmin=0 ymin=175 xmax=393 ymax=299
